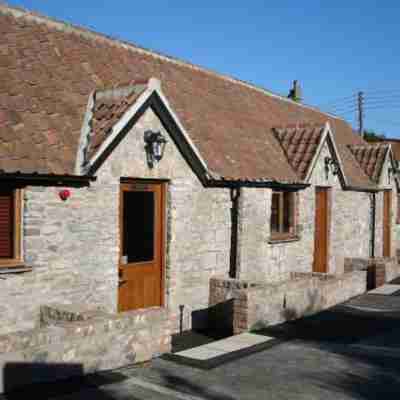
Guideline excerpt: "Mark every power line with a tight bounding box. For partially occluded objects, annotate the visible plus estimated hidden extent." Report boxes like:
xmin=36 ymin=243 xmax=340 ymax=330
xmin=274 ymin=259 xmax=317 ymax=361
xmin=318 ymin=90 xmax=400 ymax=133
xmin=364 ymin=99 xmax=400 ymax=106
xmin=322 ymin=102 xmax=357 ymax=111
xmin=320 ymin=90 xmax=400 ymax=110
xmin=357 ymin=91 xmax=364 ymax=135
xmin=318 ymin=94 xmax=357 ymax=108
xmin=364 ymin=104 xmax=400 ymax=111
xmin=367 ymin=116 xmax=400 ymax=127
xmin=363 ymin=88 xmax=400 ymax=96
xmin=327 ymin=105 xmax=358 ymax=114
xmin=329 ymin=110 xmax=358 ymax=119
xmin=364 ymin=94 xmax=400 ymax=101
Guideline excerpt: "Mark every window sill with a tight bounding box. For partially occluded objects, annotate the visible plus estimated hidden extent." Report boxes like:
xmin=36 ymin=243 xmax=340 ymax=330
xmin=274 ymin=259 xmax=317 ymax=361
xmin=0 ymin=263 xmax=32 ymax=274
xmin=268 ymin=235 xmax=300 ymax=244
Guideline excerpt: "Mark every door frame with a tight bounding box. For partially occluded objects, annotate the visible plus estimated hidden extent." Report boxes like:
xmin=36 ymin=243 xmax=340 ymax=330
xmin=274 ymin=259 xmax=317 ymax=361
xmin=313 ymin=186 xmax=331 ymax=274
xmin=118 ymin=178 xmax=167 ymax=310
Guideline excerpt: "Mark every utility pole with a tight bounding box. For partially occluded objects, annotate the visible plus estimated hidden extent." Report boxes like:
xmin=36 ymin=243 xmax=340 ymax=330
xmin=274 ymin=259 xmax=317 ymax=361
xmin=358 ymin=91 xmax=364 ymax=137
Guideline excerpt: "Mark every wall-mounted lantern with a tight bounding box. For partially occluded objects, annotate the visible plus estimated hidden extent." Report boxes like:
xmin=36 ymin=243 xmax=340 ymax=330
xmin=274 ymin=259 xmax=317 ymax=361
xmin=144 ymin=130 xmax=167 ymax=168
xmin=324 ymin=156 xmax=339 ymax=180
xmin=388 ymin=161 xmax=400 ymax=184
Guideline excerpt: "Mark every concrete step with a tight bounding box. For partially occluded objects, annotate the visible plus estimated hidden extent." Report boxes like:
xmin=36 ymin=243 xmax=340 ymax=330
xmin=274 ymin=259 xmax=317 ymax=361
xmin=165 ymin=332 xmax=282 ymax=369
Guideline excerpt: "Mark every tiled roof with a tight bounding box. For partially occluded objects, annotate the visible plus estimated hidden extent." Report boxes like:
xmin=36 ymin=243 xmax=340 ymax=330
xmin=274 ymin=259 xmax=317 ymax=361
xmin=388 ymin=141 xmax=400 ymax=162
xmin=273 ymin=124 xmax=325 ymax=180
xmin=348 ymin=144 xmax=389 ymax=183
xmin=0 ymin=5 xmax=373 ymax=187
xmin=366 ymin=138 xmax=400 ymax=162
xmin=87 ymin=83 xmax=147 ymax=160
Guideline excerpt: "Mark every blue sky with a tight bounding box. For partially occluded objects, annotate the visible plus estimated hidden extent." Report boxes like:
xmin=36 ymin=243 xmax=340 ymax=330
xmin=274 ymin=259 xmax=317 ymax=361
xmin=8 ymin=1 xmax=400 ymax=137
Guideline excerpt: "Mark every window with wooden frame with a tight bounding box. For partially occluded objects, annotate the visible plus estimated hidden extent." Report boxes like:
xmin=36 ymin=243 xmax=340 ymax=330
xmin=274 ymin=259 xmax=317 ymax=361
xmin=270 ymin=190 xmax=297 ymax=241
xmin=0 ymin=188 xmax=22 ymax=267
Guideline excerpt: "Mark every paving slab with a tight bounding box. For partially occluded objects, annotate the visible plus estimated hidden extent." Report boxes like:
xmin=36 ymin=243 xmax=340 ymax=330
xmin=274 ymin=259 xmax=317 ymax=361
xmin=369 ymin=284 xmax=400 ymax=295
xmin=176 ymin=346 xmax=227 ymax=360
xmin=167 ymin=333 xmax=280 ymax=369
xmin=175 ymin=333 xmax=275 ymax=358
xmin=343 ymin=293 xmax=400 ymax=312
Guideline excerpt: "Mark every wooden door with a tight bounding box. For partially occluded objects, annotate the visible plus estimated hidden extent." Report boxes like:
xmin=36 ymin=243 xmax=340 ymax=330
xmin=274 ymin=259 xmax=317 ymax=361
xmin=313 ymin=187 xmax=330 ymax=273
xmin=118 ymin=181 xmax=165 ymax=312
xmin=383 ymin=190 xmax=392 ymax=258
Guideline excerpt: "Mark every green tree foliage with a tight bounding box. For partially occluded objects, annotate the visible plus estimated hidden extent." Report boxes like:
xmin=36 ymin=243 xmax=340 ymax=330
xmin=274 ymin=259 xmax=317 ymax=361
xmin=363 ymin=130 xmax=386 ymax=142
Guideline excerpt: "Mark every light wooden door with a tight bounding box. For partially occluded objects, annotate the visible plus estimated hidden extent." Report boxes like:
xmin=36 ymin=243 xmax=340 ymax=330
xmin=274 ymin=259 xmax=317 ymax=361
xmin=118 ymin=181 xmax=165 ymax=312
xmin=313 ymin=187 xmax=330 ymax=273
xmin=383 ymin=190 xmax=392 ymax=258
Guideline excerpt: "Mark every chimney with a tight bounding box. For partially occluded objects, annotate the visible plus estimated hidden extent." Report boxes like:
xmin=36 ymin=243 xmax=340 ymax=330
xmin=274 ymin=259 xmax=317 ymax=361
xmin=288 ymin=80 xmax=302 ymax=102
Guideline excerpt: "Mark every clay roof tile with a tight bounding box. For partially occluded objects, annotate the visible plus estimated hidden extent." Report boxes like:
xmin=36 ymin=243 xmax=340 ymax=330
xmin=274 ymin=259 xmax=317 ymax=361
xmin=0 ymin=5 xmax=374 ymax=187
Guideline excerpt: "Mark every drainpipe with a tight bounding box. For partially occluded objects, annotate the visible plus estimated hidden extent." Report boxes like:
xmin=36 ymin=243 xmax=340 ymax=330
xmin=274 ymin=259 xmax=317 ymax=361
xmin=229 ymin=187 xmax=241 ymax=278
xmin=369 ymin=193 xmax=376 ymax=258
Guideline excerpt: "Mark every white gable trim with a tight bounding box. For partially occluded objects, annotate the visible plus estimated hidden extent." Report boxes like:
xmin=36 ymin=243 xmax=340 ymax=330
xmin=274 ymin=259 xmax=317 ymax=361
xmin=75 ymin=91 xmax=95 ymax=175
xmin=377 ymin=145 xmax=397 ymax=188
xmin=304 ymin=122 xmax=348 ymax=187
xmin=83 ymin=78 xmax=210 ymax=177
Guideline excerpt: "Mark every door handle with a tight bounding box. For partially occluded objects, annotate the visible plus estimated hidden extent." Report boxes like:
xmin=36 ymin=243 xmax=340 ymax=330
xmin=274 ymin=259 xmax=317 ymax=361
xmin=118 ymin=269 xmax=127 ymax=286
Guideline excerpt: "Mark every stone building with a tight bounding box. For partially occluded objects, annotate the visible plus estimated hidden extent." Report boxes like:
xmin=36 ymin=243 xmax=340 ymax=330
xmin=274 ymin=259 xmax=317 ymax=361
xmin=0 ymin=4 xmax=399 ymax=388
xmin=365 ymin=135 xmax=400 ymax=239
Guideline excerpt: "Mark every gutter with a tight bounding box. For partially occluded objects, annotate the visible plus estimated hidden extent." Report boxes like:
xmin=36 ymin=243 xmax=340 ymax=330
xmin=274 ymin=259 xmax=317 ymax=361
xmin=229 ymin=188 xmax=241 ymax=279
xmin=370 ymin=193 xmax=376 ymax=258
xmin=205 ymin=179 xmax=309 ymax=191
xmin=344 ymin=185 xmax=380 ymax=193
xmin=0 ymin=172 xmax=96 ymax=187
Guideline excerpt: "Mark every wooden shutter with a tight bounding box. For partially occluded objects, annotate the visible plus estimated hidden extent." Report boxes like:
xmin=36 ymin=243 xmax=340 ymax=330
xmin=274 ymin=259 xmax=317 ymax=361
xmin=271 ymin=192 xmax=280 ymax=234
xmin=0 ymin=189 xmax=14 ymax=258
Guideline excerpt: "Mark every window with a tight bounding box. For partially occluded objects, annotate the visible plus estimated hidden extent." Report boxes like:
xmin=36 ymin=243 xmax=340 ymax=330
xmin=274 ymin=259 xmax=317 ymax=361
xmin=270 ymin=190 xmax=297 ymax=240
xmin=0 ymin=188 xmax=22 ymax=266
xmin=122 ymin=191 xmax=155 ymax=263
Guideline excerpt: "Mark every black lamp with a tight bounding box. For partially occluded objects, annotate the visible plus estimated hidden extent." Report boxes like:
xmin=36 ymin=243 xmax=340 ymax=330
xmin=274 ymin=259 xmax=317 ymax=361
xmin=324 ymin=156 xmax=339 ymax=179
xmin=144 ymin=130 xmax=167 ymax=168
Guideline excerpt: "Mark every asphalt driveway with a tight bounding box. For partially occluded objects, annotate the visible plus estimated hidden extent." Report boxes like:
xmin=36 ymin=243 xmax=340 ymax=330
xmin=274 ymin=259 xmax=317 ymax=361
xmin=4 ymin=288 xmax=400 ymax=400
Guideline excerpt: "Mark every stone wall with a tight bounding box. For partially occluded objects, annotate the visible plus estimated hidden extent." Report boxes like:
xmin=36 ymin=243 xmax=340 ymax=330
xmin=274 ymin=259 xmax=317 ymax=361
xmin=374 ymin=154 xmax=398 ymax=259
xmin=0 ymin=107 xmax=231 ymax=335
xmin=0 ymin=305 xmax=170 ymax=393
xmin=345 ymin=256 xmax=400 ymax=287
xmin=95 ymin=108 xmax=231 ymax=332
xmin=238 ymin=140 xmax=372 ymax=282
xmin=0 ymin=184 xmax=119 ymax=335
xmin=0 ymin=106 xmax=397 ymax=338
xmin=209 ymin=271 xmax=367 ymax=334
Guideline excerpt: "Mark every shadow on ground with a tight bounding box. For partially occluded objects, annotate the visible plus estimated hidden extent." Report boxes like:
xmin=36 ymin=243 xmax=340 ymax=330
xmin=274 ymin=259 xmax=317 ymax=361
xmin=0 ymin=363 xmax=129 ymax=400
xmin=161 ymin=373 xmax=236 ymax=400
xmin=258 ymin=299 xmax=400 ymax=399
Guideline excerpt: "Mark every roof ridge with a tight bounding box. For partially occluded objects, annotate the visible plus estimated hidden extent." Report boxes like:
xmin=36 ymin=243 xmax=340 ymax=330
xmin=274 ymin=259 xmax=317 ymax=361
xmin=348 ymin=143 xmax=389 ymax=150
xmin=0 ymin=2 xmax=348 ymax=124
xmin=273 ymin=122 xmax=326 ymax=130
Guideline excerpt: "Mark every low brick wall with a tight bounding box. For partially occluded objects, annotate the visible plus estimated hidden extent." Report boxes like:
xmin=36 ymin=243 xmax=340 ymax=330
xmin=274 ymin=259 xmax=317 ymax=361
xmin=345 ymin=257 xmax=400 ymax=288
xmin=210 ymin=271 xmax=367 ymax=334
xmin=0 ymin=305 xmax=171 ymax=393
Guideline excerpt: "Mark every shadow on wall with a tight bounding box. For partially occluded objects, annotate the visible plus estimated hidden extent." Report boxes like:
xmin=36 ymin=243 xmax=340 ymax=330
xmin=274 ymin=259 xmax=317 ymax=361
xmin=1 ymin=362 xmax=127 ymax=399
xmin=281 ymin=288 xmax=324 ymax=322
xmin=249 ymin=288 xmax=326 ymax=332
xmin=200 ymin=299 xmax=234 ymax=338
